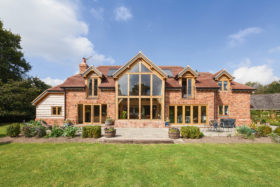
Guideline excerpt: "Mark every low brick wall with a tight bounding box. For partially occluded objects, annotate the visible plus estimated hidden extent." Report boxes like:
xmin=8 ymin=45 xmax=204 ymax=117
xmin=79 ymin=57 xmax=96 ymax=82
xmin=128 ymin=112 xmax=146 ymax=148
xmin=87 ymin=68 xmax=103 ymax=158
xmin=115 ymin=120 xmax=165 ymax=128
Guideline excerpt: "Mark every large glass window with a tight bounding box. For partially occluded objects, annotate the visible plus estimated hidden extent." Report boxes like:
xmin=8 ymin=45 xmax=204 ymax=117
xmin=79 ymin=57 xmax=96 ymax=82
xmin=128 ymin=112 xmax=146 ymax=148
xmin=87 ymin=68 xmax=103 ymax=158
xmin=78 ymin=104 xmax=83 ymax=124
xmin=101 ymin=104 xmax=107 ymax=123
xmin=130 ymin=98 xmax=139 ymax=119
xmin=117 ymin=61 xmax=163 ymax=120
xmin=141 ymin=75 xmax=150 ymax=96
xmin=152 ymin=75 xmax=162 ymax=96
xmin=94 ymin=78 xmax=98 ymax=96
xmin=118 ymin=75 xmax=128 ymax=96
xmin=152 ymin=98 xmax=161 ymax=119
xmin=119 ymin=98 xmax=128 ymax=119
xmin=129 ymin=75 xmax=139 ymax=96
xmin=141 ymin=98 xmax=150 ymax=119
xmin=201 ymin=106 xmax=207 ymax=123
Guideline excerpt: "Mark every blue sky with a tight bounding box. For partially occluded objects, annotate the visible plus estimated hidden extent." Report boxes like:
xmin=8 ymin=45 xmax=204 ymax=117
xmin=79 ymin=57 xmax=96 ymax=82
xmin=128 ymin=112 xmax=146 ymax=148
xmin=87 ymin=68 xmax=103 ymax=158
xmin=0 ymin=0 xmax=280 ymax=86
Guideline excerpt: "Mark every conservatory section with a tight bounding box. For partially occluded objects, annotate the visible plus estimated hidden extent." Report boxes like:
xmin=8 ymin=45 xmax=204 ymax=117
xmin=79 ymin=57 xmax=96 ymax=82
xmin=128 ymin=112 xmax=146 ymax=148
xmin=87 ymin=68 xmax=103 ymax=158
xmin=117 ymin=61 xmax=164 ymax=120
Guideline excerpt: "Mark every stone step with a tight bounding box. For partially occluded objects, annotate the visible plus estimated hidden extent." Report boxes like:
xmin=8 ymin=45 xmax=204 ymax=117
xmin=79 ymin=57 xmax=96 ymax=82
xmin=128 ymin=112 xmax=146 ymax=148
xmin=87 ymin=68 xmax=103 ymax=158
xmin=101 ymin=139 xmax=174 ymax=144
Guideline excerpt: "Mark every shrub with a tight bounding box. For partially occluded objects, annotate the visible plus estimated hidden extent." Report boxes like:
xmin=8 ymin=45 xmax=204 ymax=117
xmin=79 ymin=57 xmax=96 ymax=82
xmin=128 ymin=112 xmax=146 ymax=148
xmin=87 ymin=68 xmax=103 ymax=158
xmin=181 ymin=126 xmax=200 ymax=139
xmin=260 ymin=119 xmax=266 ymax=124
xmin=82 ymin=126 xmax=101 ymax=138
xmin=36 ymin=126 xmax=47 ymax=137
xmin=274 ymin=127 xmax=280 ymax=136
xmin=270 ymin=133 xmax=280 ymax=143
xmin=6 ymin=123 xmax=21 ymax=137
xmin=22 ymin=122 xmax=47 ymax=138
xmin=104 ymin=127 xmax=115 ymax=132
xmin=270 ymin=122 xmax=280 ymax=126
xmin=62 ymin=126 xmax=78 ymax=138
xmin=48 ymin=126 xmax=64 ymax=137
xmin=169 ymin=128 xmax=180 ymax=133
xmin=23 ymin=125 xmax=36 ymax=137
xmin=236 ymin=125 xmax=254 ymax=139
xmin=255 ymin=125 xmax=272 ymax=137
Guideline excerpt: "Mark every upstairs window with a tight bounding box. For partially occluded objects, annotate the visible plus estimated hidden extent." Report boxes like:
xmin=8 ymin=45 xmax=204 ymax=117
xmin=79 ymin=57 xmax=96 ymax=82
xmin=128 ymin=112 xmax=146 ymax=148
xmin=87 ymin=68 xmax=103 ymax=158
xmin=88 ymin=78 xmax=98 ymax=97
xmin=51 ymin=106 xmax=62 ymax=116
xmin=218 ymin=80 xmax=229 ymax=91
xmin=182 ymin=78 xmax=194 ymax=98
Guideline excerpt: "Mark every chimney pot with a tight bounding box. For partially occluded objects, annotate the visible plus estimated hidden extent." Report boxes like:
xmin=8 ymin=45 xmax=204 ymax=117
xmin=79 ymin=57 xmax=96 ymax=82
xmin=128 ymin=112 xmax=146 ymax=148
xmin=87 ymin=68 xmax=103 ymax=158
xmin=79 ymin=57 xmax=88 ymax=74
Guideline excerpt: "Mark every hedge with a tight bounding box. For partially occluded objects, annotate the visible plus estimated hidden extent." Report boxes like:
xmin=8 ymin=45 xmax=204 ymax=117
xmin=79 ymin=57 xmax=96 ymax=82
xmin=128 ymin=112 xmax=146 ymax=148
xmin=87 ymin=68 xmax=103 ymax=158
xmin=82 ymin=126 xmax=101 ymax=138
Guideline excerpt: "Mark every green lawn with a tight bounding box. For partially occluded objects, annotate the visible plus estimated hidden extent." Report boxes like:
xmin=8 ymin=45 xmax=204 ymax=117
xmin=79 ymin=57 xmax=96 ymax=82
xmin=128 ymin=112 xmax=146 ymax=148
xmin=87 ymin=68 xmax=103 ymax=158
xmin=0 ymin=123 xmax=10 ymax=137
xmin=0 ymin=144 xmax=279 ymax=186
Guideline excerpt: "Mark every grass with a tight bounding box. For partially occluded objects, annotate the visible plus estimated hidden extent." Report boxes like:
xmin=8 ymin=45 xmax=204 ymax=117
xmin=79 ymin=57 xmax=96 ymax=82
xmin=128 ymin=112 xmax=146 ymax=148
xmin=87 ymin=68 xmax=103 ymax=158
xmin=0 ymin=143 xmax=279 ymax=186
xmin=0 ymin=123 xmax=24 ymax=137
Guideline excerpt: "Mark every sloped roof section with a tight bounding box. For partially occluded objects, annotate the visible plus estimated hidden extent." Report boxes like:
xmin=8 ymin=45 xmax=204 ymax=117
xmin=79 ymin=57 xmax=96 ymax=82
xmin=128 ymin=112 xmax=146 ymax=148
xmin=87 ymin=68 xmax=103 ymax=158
xmin=60 ymin=74 xmax=85 ymax=88
xmin=82 ymin=65 xmax=103 ymax=77
xmin=177 ymin=65 xmax=199 ymax=78
xmin=113 ymin=51 xmax=168 ymax=78
xmin=214 ymin=69 xmax=234 ymax=80
xmin=251 ymin=93 xmax=280 ymax=110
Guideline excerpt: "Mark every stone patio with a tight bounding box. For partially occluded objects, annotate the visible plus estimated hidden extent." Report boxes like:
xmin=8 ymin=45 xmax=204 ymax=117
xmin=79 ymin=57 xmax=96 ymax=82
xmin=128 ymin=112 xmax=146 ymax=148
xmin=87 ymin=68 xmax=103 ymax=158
xmin=100 ymin=127 xmax=236 ymax=140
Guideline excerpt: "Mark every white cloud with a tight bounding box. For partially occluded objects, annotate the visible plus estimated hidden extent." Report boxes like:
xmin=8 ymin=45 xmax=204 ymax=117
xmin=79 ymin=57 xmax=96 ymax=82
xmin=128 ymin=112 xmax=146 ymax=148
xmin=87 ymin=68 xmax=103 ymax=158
xmin=228 ymin=27 xmax=262 ymax=47
xmin=42 ymin=77 xmax=64 ymax=86
xmin=90 ymin=7 xmax=104 ymax=20
xmin=0 ymin=0 xmax=114 ymax=65
xmin=114 ymin=6 xmax=132 ymax=21
xmin=268 ymin=46 xmax=280 ymax=53
xmin=233 ymin=58 xmax=279 ymax=84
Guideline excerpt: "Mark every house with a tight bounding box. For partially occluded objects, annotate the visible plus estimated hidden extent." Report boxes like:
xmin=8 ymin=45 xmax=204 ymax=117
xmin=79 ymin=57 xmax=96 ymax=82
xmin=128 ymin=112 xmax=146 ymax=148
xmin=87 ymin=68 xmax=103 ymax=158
xmin=32 ymin=52 xmax=254 ymax=127
xmin=251 ymin=93 xmax=280 ymax=120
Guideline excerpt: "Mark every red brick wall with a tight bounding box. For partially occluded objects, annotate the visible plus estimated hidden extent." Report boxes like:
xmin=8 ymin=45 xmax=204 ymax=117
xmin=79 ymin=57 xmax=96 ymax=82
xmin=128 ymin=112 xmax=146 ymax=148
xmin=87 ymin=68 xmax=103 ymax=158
xmin=35 ymin=118 xmax=64 ymax=126
xmin=65 ymin=89 xmax=115 ymax=124
xmin=215 ymin=91 xmax=251 ymax=126
xmin=165 ymin=89 xmax=215 ymax=122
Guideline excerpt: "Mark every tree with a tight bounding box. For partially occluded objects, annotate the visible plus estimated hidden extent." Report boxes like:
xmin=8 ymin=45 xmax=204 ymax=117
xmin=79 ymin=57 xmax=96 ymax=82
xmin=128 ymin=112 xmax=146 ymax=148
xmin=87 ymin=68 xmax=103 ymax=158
xmin=0 ymin=20 xmax=31 ymax=83
xmin=246 ymin=81 xmax=280 ymax=94
xmin=0 ymin=78 xmax=50 ymax=121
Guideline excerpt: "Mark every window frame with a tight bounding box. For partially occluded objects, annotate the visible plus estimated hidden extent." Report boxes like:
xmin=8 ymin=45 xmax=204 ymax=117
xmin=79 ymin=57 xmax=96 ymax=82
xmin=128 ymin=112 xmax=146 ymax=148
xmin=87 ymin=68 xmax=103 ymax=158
xmin=218 ymin=105 xmax=229 ymax=116
xmin=168 ymin=105 xmax=208 ymax=125
xmin=218 ymin=79 xmax=230 ymax=91
xmin=51 ymin=106 xmax=62 ymax=116
xmin=182 ymin=76 xmax=195 ymax=99
xmin=116 ymin=61 xmax=164 ymax=120
xmin=87 ymin=77 xmax=99 ymax=97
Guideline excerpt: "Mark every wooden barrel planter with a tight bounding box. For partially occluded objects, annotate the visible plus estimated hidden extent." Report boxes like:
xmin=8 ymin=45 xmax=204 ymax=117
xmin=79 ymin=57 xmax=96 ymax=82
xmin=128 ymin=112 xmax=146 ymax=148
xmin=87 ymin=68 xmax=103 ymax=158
xmin=168 ymin=128 xmax=180 ymax=139
xmin=104 ymin=128 xmax=116 ymax=138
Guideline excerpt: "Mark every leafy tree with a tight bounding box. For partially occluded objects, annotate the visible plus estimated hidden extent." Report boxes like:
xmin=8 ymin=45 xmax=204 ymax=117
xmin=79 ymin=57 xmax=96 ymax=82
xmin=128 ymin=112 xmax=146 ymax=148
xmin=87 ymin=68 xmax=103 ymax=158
xmin=0 ymin=78 xmax=50 ymax=121
xmin=0 ymin=20 xmax=31 ymax=82
xmin=246 ymin=81 xmax=280 ymax=94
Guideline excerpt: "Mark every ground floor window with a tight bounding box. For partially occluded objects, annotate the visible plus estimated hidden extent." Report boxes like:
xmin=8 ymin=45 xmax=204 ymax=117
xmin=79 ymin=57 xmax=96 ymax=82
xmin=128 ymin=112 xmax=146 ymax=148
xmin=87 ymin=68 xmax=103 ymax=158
xmin=117 ymin=97 xmax=162 ymax=120
xmin=77 ymin=104 xmax=107 ymax=124
xmin=218 ymin=105 xmax=229 ymax=116
xmin=168 ymin=105 xmax=208 ymax=124
xmin=51 ymin=106 xmax=62 ymax=116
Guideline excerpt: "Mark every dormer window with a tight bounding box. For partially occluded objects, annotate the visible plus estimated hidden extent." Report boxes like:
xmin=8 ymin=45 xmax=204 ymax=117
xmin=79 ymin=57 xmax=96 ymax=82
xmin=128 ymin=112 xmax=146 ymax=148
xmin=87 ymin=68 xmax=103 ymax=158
xmin=88 ymin=78 xmax=98 ymax=97
xmin=182 ymin=78 xmax=194 ymax=98
xmin=218 ymin=80 xmax=229 ymax=91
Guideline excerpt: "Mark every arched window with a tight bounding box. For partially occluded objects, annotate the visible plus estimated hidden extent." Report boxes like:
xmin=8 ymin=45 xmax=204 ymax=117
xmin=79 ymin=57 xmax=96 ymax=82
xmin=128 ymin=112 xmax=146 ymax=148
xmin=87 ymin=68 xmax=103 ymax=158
xmin=117 ymin=61 xmax=163 ymax=120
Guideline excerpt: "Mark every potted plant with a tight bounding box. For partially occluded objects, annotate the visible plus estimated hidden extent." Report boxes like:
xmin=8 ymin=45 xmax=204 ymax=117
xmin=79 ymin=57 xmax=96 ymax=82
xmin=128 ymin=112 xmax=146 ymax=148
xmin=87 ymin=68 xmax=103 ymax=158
xmin=64 ymin=119 xmax=72 ymax=127
xmin=104 ymin=127 xmax=116 ymax=138
xmin=165 ymin=117 xmax=170 ymax=127
xmin=168 ymin=127 xmax=180 ymax=139
xmin=105 ymin=117 xmax=114 ymax=126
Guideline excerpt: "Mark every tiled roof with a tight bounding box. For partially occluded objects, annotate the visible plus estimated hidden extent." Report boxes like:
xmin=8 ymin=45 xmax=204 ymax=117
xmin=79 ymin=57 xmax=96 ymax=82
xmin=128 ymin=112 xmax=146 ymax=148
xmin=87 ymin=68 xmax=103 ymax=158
xmin=251 ymin=93 xmax=280 ymax=110
xmin=46 ymin=66 xmax=254 ymax=91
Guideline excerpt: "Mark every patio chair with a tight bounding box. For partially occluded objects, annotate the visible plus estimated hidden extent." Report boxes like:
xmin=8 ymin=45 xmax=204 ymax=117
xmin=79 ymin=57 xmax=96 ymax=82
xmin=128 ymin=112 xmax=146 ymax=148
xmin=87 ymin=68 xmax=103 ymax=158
xmin=209 ymin=120 xmax=218 ymax=131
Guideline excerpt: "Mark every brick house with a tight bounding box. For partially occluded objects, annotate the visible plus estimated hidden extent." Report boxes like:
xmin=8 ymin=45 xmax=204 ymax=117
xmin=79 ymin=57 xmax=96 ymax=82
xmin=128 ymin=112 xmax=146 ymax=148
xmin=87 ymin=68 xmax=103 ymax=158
xmin=32 ymin=52 xmax=254 ymax=127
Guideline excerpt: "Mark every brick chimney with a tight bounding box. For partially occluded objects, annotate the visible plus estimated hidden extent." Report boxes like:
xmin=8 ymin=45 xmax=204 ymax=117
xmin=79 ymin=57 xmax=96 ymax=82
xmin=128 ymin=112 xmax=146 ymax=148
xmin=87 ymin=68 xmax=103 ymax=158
xmin=79 ymin=57 xmax=88 ymax=74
